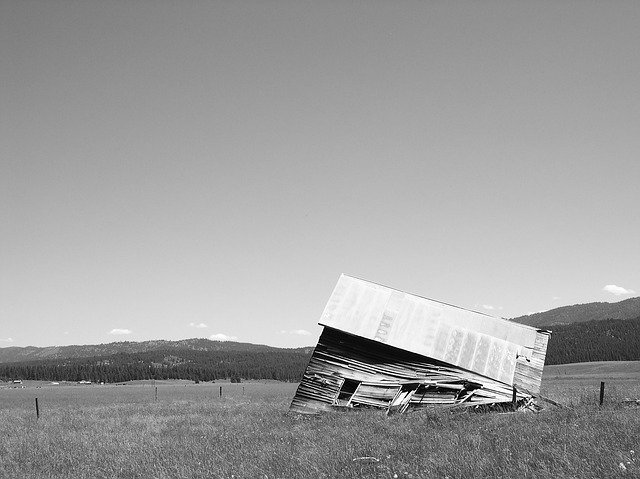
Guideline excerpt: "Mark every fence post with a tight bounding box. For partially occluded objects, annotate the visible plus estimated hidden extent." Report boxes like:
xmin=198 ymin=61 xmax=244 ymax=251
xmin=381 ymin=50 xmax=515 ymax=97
xmin=219 ymin=386 xmax=222 ymax=398
xmin=599 ymin=381 xmax=605 ymax=406
xmin=155 ymin=386 xmax=158 ymax=401
xmin=35 ymin=397 xmax=39 ymax=420
xmin=512 ymin=386 xmax=517 ymax=410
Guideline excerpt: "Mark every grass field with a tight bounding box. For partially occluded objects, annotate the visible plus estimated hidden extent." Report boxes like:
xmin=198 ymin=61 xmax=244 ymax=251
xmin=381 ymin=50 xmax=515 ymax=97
xmin=1 ymin=364 xmax=639 ymax=479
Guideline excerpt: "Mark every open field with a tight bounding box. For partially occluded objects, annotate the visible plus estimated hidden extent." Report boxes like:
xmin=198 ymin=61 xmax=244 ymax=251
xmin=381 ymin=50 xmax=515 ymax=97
xmin=544 ymin=361 xmax=640 ymax=381
xmin=1 ymin=365 xmax=639 ymax=479
xmin=541 ymin=361 xmax=640 ymax=407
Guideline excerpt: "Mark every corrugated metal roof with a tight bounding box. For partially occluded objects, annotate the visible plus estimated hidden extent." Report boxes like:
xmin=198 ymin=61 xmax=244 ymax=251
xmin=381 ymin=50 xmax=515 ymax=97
xmin=319 ymin=274 xmax=543 ymax=386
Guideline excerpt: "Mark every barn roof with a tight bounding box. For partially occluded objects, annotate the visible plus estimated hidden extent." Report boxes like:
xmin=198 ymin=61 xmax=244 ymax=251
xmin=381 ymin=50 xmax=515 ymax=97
xmin=319 ymin=275 xmax=546 ymax=389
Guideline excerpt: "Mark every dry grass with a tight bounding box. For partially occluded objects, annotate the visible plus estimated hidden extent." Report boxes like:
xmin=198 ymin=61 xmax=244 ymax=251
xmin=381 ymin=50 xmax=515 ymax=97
xmin=1 ymin=375 xmax=638 ymax=479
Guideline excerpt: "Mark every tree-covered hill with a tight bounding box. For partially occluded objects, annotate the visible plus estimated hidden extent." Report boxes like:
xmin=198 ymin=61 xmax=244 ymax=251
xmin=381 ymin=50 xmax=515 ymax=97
xmin=544 ymin=316 xmax=640 ymax=365
xmin=511 ymin=296 xmax=640 ymax=327
xmin=0 ymin=337 xmax=312 ymax=364
xmin=0 ymin=346 xmax=313 ymax=383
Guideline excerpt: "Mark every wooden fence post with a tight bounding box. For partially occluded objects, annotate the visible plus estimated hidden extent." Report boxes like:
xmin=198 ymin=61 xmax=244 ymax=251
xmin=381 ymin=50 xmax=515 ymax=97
xmin=599 ymin=381 xmax=605 ymax=406
xmin=219 ymin=386 xmax=222 ymax=398
xmin=35 ymin=397 xmax=39 ymax=420
xmin=155 ymin=386 xmax=158 ymax=401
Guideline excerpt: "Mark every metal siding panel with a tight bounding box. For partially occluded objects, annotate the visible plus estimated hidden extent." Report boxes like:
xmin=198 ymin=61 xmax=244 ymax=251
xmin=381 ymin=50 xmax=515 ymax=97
xmin=471 ymin=334 xmax=491 ymax=375
xmin=457 ymin=330 xmax=478 ymax=371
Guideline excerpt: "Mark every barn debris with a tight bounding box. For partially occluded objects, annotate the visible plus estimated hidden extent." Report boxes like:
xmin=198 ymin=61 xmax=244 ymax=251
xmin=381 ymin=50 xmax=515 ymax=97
xmin=290 ymin=275 xmax=551 ymax=414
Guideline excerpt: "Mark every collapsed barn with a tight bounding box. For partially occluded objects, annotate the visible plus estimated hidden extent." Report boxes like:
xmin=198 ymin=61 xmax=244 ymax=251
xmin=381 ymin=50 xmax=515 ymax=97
xmin=290 ymin=275 xmax=551 ymax=414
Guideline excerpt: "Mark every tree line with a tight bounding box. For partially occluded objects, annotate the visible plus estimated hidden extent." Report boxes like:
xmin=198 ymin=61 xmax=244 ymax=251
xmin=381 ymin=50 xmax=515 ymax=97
xmin=543 ymin=316 xmax=640 ymax=364
xmin=0 ymin=348 xmax=312 ymax=383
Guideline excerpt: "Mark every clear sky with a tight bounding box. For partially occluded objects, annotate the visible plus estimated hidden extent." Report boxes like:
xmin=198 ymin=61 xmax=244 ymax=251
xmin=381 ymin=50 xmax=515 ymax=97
xmin=2 ymin=1 xmax=639 ymax=349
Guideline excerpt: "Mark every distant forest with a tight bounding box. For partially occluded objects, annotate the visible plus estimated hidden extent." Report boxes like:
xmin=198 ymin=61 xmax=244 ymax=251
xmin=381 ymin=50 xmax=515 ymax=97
xmin=0 ymin=348 xmax=312 ymax=383
xmin=544 ymin=316 xmax=640 ymax=365
xmin=512 ymin=296 xmax=640 ymax=327
xmin=2 ymin=317 xmax=640 ymax=383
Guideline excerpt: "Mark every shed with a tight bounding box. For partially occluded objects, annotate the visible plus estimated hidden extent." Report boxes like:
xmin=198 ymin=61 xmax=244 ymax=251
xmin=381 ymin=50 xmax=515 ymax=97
xmin=290 ymin=275 xmax=551 ymax=414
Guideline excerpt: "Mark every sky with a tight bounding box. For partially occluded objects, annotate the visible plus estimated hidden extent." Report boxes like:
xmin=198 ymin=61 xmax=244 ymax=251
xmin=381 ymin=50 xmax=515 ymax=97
xmin=1 ymin=0 xmax=639 ymax=349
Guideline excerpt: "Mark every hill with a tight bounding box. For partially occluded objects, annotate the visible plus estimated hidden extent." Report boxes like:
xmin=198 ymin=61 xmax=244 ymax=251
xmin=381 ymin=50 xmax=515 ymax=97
xmin=0 ymin=338 xmax=314 ymax=383
xmin=511 ymin=296 xmax=640 ymax=327
xmin=543 ymin=316 xmax=640 ymax=365
xmin=511 ymin=297 xmax=640 ymax=365
xmin=0 ymin=338 xmax=312 ymax=364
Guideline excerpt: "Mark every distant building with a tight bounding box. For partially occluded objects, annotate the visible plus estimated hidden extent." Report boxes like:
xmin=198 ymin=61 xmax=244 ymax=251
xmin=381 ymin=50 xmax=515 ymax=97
xmin=290 ymin=275 xmax=551 ymax=414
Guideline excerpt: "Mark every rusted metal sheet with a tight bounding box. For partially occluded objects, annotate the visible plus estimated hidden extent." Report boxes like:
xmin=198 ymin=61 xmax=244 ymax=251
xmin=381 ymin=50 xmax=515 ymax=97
xmin=290 ymin=276 xmax=551 ymax=414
